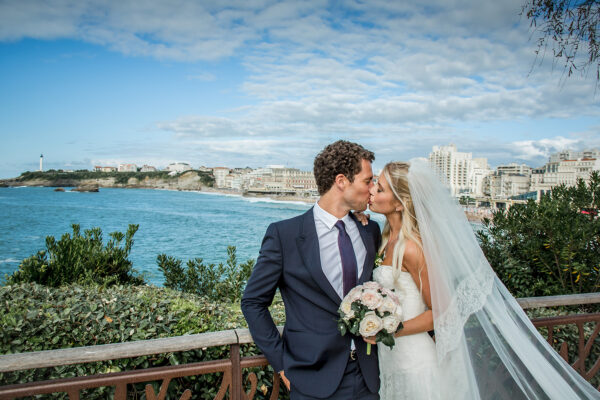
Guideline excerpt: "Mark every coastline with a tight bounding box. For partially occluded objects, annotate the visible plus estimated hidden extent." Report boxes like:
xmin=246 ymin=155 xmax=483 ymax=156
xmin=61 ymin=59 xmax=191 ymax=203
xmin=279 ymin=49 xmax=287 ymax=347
xmin=198 ymin=186 xmax=316 ymax=205
xmin=1 ymin=177 xmax=493 ymax=220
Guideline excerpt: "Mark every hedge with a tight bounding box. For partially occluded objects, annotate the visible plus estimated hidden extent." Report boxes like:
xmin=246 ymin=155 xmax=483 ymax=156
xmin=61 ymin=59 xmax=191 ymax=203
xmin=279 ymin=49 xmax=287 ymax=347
xmin=0 ymin=283 xmax=286 ymax=399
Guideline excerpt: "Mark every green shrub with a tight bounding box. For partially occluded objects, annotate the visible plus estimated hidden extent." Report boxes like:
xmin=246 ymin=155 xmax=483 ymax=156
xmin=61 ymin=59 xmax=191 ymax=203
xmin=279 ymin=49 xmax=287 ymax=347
xmin=478 ymin=172 xmax=600 ymax=297
xmin=0 ymin=283 xmax=286 ymax=399
xmin=157 ymin=246 xmax=254 ymax=303
xmin=4 ymin=224 xmax=145 ymax=287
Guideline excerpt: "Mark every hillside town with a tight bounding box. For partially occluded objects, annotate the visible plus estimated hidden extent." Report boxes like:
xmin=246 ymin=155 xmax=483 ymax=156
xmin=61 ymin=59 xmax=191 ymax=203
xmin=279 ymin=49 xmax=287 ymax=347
xmin=85 ymin=145 xmax=600 ymax=206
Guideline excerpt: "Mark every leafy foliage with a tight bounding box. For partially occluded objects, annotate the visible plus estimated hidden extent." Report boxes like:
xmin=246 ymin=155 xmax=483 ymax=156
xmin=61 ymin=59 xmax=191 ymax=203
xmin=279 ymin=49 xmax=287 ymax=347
xmin=0 ymin=283 xmax=286 ymax=399
xmin=478 ymin=172 xmax=600 ymax=297
xmin=5 ymin=224 xmax=145 ymax=287
xmin=157 ymin=246 xmax=254 ymax=303
xmin=522 ymin=0 xmax=600 ymax=84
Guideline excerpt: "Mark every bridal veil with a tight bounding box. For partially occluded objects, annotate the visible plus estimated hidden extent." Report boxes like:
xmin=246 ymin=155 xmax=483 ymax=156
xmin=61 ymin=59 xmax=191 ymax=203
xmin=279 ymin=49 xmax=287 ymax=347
xmin=406 ymin=158 xmax=597 ymax=399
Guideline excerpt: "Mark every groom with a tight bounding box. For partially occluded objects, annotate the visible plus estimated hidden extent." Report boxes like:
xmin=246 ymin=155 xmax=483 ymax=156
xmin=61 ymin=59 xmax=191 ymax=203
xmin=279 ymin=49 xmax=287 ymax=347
xmin=241 ymin=140 xmax=382 ymax=399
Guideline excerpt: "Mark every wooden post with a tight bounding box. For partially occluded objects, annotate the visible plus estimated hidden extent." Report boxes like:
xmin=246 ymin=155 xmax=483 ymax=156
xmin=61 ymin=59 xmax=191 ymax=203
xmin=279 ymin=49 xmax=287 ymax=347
xmin=230 ymin=344 xmax=242 ymax=400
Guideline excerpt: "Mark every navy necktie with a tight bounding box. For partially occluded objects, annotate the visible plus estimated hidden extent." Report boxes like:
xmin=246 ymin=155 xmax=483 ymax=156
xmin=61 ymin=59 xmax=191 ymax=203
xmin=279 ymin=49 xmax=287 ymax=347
xmin=335 ymin=220 xmax=358 ymax=296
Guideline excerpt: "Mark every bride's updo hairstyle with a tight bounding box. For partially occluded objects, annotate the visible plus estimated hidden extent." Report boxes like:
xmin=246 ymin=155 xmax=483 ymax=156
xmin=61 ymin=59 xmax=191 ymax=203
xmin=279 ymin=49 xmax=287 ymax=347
xmin=379 ymin=161 xmax=423 ymax=285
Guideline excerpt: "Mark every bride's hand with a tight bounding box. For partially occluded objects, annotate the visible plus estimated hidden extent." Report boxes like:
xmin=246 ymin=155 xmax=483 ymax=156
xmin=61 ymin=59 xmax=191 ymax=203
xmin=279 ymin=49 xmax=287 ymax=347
xmin=354 ymin=211 xmax=370 ymax=226
xmin=363 ymin=335 xmax=376 ymax=345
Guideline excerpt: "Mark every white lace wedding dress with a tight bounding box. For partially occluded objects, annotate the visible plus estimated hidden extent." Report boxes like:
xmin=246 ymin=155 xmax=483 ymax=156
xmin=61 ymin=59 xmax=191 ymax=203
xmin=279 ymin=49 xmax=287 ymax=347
xmin=373 ymin=264 xmax=440 ymax=400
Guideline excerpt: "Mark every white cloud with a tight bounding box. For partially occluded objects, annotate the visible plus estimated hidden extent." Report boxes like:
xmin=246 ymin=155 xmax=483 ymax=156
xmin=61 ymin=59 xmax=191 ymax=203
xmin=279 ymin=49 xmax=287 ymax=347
xmin=510 ymin=137 xmax=582 ymax=161
xmin=1 ymin=0 xmax=598 ymax=175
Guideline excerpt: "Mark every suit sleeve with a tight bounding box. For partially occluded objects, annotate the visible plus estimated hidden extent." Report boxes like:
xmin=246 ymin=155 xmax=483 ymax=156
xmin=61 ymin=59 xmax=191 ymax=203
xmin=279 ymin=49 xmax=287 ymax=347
xmin=241 ymin=222 xmax=285 ymax=372
xmin=370 ymin=219 xmax=382 ymax=250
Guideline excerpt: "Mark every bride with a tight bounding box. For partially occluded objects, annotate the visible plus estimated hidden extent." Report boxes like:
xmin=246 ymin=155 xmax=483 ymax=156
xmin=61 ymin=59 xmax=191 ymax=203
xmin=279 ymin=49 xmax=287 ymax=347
xmin=362 ymin=160 xmax=598 ymax=399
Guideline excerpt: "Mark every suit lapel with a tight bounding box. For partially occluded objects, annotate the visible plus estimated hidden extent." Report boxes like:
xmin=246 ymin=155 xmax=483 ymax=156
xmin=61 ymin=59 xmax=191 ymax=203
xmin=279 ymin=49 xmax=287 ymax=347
xmin=349 ymin=213 xmax=376 ymax=284
xmin=296 ymin=208 xmax=343 ymax=305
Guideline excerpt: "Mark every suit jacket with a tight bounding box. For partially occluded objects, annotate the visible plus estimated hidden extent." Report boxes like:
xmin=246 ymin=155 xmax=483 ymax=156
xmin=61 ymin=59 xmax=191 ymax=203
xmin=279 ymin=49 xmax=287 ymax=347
xmin=241 ymin=207 xmax=382 ymax=398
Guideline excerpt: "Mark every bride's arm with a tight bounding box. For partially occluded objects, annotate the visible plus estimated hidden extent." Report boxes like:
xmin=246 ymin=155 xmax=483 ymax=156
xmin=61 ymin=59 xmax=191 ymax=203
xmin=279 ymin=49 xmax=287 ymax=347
xmin=395 ymin=241 xmax=434 ymax=337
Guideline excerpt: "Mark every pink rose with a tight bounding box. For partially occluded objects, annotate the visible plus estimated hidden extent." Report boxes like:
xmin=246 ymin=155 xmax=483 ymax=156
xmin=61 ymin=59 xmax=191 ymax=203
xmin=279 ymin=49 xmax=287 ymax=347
xmin=360 ymin=288 xmax=384 ymax=310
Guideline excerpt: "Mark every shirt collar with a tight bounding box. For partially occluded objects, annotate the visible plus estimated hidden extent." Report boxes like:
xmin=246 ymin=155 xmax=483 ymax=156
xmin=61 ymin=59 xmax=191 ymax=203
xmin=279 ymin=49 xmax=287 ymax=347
xmin=314 ymin=201 xmax=353 ymax=231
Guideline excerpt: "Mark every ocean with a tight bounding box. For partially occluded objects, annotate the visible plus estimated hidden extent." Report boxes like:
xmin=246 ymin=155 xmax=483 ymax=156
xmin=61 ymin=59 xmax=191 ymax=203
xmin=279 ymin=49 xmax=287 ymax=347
xmin=0 ymin=187 xmax=329 ymax=285
xmin=0 ymin=187 xmax=485 ymax=286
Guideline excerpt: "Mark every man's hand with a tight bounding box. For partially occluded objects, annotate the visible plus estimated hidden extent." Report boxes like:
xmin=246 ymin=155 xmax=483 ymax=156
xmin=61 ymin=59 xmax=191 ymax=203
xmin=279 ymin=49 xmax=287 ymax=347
xmin=363 ymin=335 xmax=376 ymax=345
xmin=279 ymin=370 xmax=291 ymax=391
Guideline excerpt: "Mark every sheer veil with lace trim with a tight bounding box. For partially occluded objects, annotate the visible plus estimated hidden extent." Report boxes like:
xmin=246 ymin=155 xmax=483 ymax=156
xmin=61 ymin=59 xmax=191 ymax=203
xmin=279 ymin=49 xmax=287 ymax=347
xmin=405 ymin=158 xmax=597 ymax=399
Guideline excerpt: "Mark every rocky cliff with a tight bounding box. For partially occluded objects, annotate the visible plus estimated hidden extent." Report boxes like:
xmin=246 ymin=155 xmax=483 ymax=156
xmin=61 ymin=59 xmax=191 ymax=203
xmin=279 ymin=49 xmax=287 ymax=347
xmin=0 ymin=170 xmax=213 ymax=191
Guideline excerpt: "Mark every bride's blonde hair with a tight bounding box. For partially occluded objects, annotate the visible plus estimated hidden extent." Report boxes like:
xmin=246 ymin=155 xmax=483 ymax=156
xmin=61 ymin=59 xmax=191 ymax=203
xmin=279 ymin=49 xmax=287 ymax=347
xmin=379 ymin=162 xmax=424 ymax=285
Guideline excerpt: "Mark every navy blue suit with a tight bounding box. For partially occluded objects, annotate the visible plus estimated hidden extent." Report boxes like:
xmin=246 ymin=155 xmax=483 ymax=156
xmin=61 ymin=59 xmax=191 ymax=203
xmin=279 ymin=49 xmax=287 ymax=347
xmin=241 ymin=207 xmax=382 ymax=398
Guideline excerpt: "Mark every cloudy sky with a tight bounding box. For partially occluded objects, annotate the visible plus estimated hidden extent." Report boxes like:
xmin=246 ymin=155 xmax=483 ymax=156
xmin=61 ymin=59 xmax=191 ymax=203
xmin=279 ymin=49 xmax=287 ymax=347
xmin=0 ymin=0 xmax=598 ymax=178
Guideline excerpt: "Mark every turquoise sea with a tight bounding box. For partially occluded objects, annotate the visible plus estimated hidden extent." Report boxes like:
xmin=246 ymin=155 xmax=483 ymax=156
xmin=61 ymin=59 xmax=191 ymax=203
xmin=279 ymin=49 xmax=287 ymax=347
xmin=0 ymin=187 xmax=481 ymax=286
xmin=0 ymin=187 xmax=322 ymax=285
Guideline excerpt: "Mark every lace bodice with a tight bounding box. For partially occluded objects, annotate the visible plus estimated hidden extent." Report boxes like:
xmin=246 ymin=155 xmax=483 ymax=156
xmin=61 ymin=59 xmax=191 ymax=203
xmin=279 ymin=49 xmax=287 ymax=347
xmin=373 ymin=265 xmax=428 ymax=321
xmin=374 ymin=265 xmax=440 ymax=399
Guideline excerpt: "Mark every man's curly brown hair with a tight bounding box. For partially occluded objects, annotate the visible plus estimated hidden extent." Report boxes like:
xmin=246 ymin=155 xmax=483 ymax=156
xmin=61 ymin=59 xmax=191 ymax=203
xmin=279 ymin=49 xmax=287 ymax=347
xmin=313 ymin=140 xmax=375 ymax=195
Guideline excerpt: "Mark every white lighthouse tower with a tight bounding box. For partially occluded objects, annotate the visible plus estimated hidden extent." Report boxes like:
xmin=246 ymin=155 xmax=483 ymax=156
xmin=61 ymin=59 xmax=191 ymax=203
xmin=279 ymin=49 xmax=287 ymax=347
xmin=39 ymin=154 xmax=43 ymax=172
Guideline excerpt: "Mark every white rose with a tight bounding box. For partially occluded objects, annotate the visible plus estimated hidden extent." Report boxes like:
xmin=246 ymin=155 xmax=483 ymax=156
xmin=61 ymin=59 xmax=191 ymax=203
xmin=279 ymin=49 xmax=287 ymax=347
xmin=377 ymin=296 xmax=397 ymax=314
xmin=360 ymin=289 xmax=384 ymax=310
xmin=340 ymin=298 xmax=355 ymax=320
xmin=382 ymin=315 xmax=401 ymax=333
xmin=362 ymin=281 xmax=380 ymax=290
xmin=359 ymin=311 xmax=383 ymax=337
xmin=346 ymin=286 xmax=363 ymax=302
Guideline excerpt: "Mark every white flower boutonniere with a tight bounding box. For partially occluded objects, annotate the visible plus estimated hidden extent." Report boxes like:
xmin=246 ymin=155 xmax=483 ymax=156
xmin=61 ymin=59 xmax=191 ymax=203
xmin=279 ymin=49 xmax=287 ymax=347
xmin=374 ymin=253 xmax=383 ymax=270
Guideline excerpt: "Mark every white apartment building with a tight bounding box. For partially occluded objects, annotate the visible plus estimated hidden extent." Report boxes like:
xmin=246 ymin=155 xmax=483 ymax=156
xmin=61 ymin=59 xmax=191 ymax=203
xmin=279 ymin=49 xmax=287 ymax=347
xmin=212 ymin=167 xmax=231 ymax=188
xmin=118 ymin=163 xmax=137 ymax=172
xmin=165 ymin=162 xmax=193 ymax=173
xmin=531 ymin=149 xmax=600 ymax=191
xmin=482 ymin=163 xmax=532 ymax=199
xmin=94 ymin=166 xmax=117 ymax=172
xmin=140 ymin=165 xmax=157 ymax=172
xmin=212 ymin=165 xmax=318 ymax=193
xmin=469 ymin=158 xmax=492 ymax=197
xmin=484 ymin=174 xmax=531 ymax=199
xmin=428 ymin=144 xmax=491 ymax=196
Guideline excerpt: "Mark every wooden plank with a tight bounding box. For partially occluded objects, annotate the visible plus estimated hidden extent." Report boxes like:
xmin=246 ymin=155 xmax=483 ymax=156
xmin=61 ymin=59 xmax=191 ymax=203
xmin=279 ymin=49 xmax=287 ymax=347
xmin=0 ymin=330 xmax=238 ymax=373
xmin=236 ymin=327 xmax=283 ymax=345
xmin=517 ymin=293 xmax=600 ymax=309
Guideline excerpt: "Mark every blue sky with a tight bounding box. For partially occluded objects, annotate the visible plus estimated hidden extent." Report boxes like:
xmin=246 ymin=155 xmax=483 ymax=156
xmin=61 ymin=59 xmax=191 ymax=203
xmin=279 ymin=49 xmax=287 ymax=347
xmin=1 ymin=0 xmax=598 ymax=178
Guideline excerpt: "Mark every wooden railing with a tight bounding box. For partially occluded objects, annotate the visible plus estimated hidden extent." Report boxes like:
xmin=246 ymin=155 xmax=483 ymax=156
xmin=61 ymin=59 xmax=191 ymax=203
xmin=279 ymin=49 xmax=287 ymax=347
xmin=0 ymin=294 xmax=599 ymax=399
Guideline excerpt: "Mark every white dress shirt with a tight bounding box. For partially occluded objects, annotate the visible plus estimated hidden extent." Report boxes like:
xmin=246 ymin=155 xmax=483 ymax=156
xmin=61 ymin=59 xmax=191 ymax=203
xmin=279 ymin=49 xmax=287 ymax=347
xmin=313 ymin=202 xmax=366 ymax=300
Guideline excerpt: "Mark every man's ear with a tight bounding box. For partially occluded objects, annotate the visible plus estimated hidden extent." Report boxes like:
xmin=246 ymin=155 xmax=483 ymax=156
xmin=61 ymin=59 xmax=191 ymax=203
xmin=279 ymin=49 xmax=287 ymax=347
xmin=334 ymin=174 xmax=347 ymax=189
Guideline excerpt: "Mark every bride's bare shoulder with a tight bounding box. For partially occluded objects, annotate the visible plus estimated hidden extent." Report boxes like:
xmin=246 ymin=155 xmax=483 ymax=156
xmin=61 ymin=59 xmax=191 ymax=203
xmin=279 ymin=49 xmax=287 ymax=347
xmin=402 ymin=239 xmax=425 ymax=272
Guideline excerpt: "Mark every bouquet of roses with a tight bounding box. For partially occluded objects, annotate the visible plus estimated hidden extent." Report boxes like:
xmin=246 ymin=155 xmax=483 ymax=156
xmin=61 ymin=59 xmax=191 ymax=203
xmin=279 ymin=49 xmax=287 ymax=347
xmin=337 ymin=281 xmax=403 ymax=355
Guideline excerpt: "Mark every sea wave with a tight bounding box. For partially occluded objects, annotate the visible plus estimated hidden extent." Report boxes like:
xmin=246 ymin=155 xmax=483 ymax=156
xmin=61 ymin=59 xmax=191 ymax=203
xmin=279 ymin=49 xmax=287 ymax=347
xmin=0 ymin=258 xmax=19 ymax=264
xmin=191 ymin=190 xmax=243 ymax=199
xmin=242 ymin=196 xmax=312 ymax=207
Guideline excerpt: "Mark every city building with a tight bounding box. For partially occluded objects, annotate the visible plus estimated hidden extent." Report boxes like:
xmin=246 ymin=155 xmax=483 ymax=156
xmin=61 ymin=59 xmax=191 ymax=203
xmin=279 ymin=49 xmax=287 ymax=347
xmin=428 ymin=144 xmax=491 ymax=196
xmin=118 ymin=164 xmax=138 ymax=172
xmin=211 ymin=167 xmax=231 ymax=188
xmin=94 ymin=166 xmax=118 ymax=172
xmin=530 ymin=149 xmax=600 ymax=191
xmin=165 ymin=162 xmax=193 ymax=173
xmin=140 ymin=165 xmax=157 ymax=172
xmin=483 ymin=163 xmax=532 ymax=199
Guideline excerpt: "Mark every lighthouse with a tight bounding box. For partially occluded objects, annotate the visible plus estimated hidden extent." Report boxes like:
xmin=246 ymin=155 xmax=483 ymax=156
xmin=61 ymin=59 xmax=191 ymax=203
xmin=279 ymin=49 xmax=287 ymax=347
xmin=40 ymin=154 xmax=43 ymax=172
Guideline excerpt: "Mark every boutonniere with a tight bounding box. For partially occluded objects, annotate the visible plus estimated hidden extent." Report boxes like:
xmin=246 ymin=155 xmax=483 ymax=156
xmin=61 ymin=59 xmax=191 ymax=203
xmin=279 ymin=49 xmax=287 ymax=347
xmin=374 ymin=253 xmax=383 ymax=270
